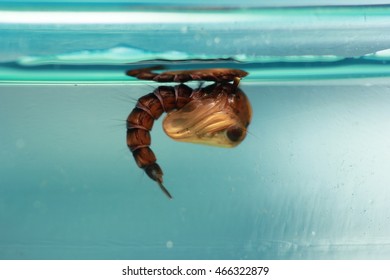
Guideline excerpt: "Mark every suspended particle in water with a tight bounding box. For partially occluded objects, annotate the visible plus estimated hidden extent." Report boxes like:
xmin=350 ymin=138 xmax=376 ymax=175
xmin=166 ymin=240 xmax=174 ymax=249
xmin=15 ymin=138 xmax=26 ymax=149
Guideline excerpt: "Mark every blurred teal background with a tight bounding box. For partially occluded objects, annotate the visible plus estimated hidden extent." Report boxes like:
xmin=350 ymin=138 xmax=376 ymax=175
xmin=1 ymin=1 xmax=390 ymax=259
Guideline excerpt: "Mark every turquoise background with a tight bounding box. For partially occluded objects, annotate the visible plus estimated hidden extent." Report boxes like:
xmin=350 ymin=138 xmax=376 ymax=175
xmin=1 ymin=2 xmax=390 ymax=259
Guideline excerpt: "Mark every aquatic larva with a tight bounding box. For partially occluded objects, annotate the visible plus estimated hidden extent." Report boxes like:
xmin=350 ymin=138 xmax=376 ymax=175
xmin=126 ymin=66 xmax=252 ymax=199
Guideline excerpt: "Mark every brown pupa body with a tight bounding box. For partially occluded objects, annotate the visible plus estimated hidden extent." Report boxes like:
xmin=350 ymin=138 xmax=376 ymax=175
xmin=126 ymin=84 xmax=193 ymax=198
xmin=126 ymin=67 xmax=251 ymax=199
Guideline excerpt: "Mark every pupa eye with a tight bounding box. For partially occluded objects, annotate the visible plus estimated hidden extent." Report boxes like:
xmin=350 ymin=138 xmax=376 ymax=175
xmin=226 ymin=126 xmax=244 ymax=142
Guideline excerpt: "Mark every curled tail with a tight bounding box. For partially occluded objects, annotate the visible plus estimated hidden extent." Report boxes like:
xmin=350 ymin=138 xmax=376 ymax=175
xmin=127 ymin=125 xmax=171 ymax=198
xmin=126 ymin=85 xmax=192 ymax=198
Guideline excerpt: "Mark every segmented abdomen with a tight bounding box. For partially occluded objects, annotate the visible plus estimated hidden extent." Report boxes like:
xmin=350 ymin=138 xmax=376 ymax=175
xmin=126 ymin=84 xmax=193 ymax=197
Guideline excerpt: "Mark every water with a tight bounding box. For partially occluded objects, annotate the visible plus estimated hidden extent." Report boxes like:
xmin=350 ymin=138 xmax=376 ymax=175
xmin=1 ymin=4 xmax=390 ymax=260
